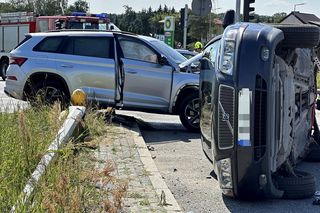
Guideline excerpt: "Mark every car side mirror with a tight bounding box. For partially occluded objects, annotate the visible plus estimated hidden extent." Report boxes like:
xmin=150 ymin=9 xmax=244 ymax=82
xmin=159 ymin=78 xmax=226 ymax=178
xmin=159 ymin=55 xmax=169 ymax=65
xmin=223 ymin=10 xmax=235 ymax=29
xmin=200 ymin=58 xmax=211 ymax=70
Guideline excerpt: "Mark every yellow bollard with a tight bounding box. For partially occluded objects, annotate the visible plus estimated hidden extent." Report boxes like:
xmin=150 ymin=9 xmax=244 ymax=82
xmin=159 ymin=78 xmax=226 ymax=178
xmin=71 ymin=89 xmax=87 ymax=106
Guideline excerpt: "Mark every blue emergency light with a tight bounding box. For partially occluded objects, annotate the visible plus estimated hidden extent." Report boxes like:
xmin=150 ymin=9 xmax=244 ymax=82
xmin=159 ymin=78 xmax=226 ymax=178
xmin=71 ymin=12 xmax=108 ymax=20
xmin=71 ymin=12 xmax=86 ymax=16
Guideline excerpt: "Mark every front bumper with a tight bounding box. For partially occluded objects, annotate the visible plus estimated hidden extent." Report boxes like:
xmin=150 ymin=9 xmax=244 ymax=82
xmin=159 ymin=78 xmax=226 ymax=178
xmin=208 ymin=23 xmax=285 ymax=199
xmin=213 ymin=81 xmax=281 ymax=199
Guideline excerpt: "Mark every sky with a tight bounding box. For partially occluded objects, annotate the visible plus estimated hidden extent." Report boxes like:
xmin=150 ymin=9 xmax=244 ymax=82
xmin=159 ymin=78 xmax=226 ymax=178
xmin=69 ymin=0 xmax=320 ymax=17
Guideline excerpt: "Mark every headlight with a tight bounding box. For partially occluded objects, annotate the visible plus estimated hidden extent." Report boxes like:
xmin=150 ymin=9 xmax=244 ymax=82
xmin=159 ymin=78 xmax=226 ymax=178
xmin=217 ymin=158 xmax=233 ymax=189
xmin=219 ymin=26 xmax=239 ymax=75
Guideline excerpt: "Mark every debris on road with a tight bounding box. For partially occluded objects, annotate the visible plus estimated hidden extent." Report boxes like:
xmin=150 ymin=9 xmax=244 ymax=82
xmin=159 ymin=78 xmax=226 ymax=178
xmin=147 ymin=145 xmax=155 ymax=151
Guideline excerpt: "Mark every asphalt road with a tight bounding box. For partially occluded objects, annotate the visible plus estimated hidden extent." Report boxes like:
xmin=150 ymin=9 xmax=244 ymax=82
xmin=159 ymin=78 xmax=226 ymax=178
xmin=119 ymin=111 xmax=320 ymax=213
xmin=0 ymin=80 xmax=28 ymax=112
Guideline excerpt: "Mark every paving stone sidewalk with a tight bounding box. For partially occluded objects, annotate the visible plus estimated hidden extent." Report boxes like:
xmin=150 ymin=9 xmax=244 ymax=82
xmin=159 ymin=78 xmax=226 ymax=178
xmin=94 ymin=122 xmax=167 ymax=213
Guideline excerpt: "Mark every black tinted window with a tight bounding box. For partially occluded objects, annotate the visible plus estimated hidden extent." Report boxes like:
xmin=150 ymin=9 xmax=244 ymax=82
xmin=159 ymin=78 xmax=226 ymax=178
xmin=33 ymin=36 xmax=65 ymax=53
xmin=62 ymin=37 xmax=113 ymax=59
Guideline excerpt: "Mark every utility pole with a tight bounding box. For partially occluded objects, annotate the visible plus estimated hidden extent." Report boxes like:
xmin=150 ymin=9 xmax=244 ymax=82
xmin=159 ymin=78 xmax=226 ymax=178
xmin=235 ymin=0 xmax=241 ymax=22
xmin=183 ymin=4 xmax=188 ymax=49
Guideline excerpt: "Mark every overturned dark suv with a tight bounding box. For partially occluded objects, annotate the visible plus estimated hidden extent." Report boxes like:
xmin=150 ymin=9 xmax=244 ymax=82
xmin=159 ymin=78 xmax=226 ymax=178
xmin=199 ymin=22 xmax=320 ymax=199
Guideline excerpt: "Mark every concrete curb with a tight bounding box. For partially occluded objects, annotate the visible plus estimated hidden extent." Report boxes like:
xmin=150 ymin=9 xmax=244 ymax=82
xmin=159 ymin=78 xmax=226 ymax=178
xmin=130 ymin=123 xmax=183 ymax=213
xmin=12 ymin=106 xmax=86 ymax=211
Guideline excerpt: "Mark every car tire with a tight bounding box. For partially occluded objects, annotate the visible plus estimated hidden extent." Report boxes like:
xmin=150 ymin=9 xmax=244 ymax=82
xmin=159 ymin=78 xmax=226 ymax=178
xmin=305 ymin=143 xmax=320 ymax=162
xmin=273 ymin=25 xmax=320 ymax=48
xmin=32 ymin=81 xmax=68 ymax=107
xmin=274 ymin=170 xmax=316 ymax=199
xmin=1 ymin=59 xmax=8 ymax=81
xmin=179 ymin=93 xmax=200 ymax=132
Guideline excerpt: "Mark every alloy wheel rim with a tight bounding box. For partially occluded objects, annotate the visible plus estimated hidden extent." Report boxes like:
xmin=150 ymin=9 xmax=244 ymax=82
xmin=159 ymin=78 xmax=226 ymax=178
xmin=35 ymin=86 xmax=64 ymax=105
xmin=184 ymin=98 xmax=200 ymax=128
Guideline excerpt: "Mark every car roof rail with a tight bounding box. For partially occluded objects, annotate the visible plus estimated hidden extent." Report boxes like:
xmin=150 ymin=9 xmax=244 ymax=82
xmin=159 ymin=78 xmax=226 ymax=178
xmin=46 ymin=29 xmax=138 ymax=36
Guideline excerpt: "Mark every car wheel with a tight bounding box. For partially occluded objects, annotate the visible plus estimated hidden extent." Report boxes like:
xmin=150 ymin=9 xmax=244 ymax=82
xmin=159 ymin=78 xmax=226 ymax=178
xmin=179 ymin=93 xmax=200 ymax=132
xmin=274 ymin=170 xmax=316 ymax=199
xmin=273 ymin=25 xmax=320 ymax=48
xmin=1 ymin=59 xmax=8 ymax=81
xmin=305 ymin=143 xmax=320 ymax=162
xmin=32 ymin=81 xmax=68 ymax=107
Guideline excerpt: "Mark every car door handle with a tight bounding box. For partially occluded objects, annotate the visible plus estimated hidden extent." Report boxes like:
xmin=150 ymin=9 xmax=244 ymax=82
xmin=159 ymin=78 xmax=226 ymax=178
xmin=61 ymin=64 xmax=73 ymax=68
xmin=126 ymin=71 xmax=137 ymax=74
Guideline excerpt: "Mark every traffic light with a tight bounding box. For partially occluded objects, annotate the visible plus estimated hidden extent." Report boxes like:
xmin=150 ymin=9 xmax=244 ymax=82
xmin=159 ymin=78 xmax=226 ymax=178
xmin=243 ymin=0 xmax=255 ymax=22
xmin=180 ymin=8 xmax=185 ymax=29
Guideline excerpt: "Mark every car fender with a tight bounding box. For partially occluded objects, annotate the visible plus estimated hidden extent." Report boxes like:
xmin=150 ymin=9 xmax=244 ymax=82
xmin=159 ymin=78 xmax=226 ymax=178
xmin=170 ymin=82 xmax=199 ymax=113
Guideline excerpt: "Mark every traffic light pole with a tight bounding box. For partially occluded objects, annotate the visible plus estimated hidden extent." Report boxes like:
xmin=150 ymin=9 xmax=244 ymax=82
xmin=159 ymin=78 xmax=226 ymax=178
xmin=235 ymin=0 xmax=241 ymax=22
xmin=183 ymin=4 xmax=188 ymax=49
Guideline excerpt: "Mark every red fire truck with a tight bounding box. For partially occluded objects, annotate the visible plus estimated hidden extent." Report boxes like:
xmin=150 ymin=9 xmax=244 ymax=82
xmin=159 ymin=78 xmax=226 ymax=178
xmin=0 ymin=11 xmax=118 ymax=80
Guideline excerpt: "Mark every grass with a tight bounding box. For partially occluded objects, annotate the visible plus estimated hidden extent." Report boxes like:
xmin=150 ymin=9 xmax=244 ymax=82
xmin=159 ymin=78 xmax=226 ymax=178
xmin=21 ymin=108 xmax=127 ymax=212
xmin=128 ymin=192 xmax=145 ymax=199
xmin=0 ymin=104 xmax=63 ymax=212
xmin=0 ymin=106 xmax=128 ymax=212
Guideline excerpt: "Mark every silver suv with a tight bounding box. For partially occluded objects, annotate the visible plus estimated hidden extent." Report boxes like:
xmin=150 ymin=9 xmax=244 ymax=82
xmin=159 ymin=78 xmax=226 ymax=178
xmin=5 ymin=31 xmax=200 ymax=131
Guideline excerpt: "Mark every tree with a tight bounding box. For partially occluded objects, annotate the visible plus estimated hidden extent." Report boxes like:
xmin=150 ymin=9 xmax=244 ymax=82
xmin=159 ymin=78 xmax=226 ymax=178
xmin=188 ymin=13 xmax=209 ymax=42
xmin=0 ymin=2 xmax=16 ymax=12
xmin=33 ymin=0 xmax=66 ymax=15
xmin=170 ymin=7 xmax=176 ymax=14
xmin=163 ymin=4 xmax=168 ymax=13
xmin=272 ymin=12 xmax=287 ymax=23
xmin=67 ymin=0 xmax=88 ymax=14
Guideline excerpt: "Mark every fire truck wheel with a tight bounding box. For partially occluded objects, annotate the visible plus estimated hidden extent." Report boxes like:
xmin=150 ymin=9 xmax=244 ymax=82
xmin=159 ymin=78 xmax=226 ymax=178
xmin=0 ymin=59 xmax=8 ymax=81
xmin=273 ymin=25 xmax=320 ymax=48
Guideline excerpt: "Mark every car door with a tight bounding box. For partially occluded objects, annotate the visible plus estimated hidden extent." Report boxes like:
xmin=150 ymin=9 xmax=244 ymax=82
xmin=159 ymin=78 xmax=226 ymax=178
xmin=116 ymin=35 xmax=173 ymax=112
xmin=55 ymin=35 xmax=116 ymax=105
xmin=200 ymin=38 xmax=221 ymax=160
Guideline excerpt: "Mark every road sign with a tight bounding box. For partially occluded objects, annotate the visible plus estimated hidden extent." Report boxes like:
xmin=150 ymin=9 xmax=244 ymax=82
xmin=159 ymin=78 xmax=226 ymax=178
xmin=164 ymin=16 xmax=175 ymax=47
xmin=164 ymin=16 xmax=175 ymax=31
xmin=192 ymin=0 xmax=212 ymax=17
xmin=164 ymin=31 xmax=174 ymax=47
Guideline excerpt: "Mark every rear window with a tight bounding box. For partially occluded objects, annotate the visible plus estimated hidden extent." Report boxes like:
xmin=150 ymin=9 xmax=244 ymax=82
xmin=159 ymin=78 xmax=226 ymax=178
xmin=62 ymin=37 xmax=113 ymax=59
xmin=33 ymin=36 xmax=65 ymax=53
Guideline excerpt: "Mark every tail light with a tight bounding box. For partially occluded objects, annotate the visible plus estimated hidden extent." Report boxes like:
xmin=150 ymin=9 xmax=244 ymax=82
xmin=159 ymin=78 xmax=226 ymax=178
xmin=9 ymin=57 xmax=27 ymax=67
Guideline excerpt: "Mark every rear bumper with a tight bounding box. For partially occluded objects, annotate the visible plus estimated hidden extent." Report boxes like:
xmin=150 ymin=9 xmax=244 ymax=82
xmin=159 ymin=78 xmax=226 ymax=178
xmin=4 ymin=81 xmax=24 ymax=100
xmin=4 ymin=64 xmax=26 ymax=100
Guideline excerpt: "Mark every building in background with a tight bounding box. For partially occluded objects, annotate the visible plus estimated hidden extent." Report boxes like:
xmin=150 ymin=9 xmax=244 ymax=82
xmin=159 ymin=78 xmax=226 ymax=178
xmin=280 ymin=11 xmax=320 ymax=27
